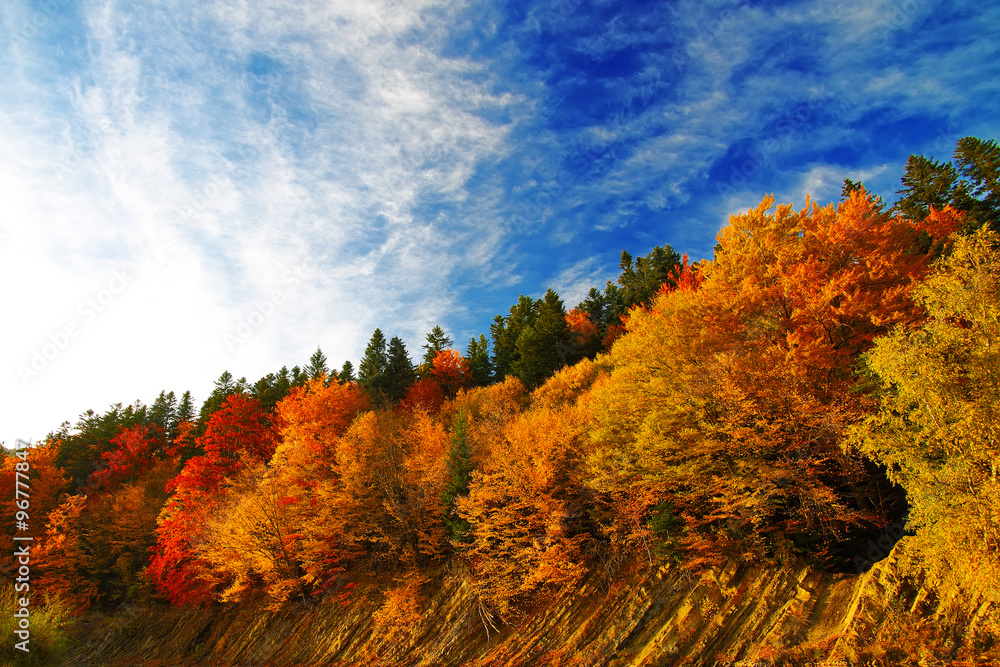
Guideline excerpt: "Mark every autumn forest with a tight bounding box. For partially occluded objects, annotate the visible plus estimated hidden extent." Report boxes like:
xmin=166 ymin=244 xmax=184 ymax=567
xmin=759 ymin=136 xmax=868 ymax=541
xmin=4 ymin=137 xmax=1000 ymax=664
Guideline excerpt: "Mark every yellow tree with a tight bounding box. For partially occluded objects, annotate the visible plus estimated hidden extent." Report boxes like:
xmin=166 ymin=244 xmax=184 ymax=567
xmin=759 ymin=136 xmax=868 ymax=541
xmin=326 ymin=410 xmax=450 ymax=567
xmin=529 ymin=356 xmax=607 ymax=411
xmin=443 ymin=376 xmax=527 ymax=470
xmin=200 ymin=463 xmax=305 ymax=609
xmin=585 ymin=192 xmax=961 ymax=567
xmin=33 ymin=496 xmax=100 ymax=612
xmin=400 ymin=411 xmax=450 ymax=560
xmin=273 ymin=375 xmax=369 ymax=470
xmin=458 ymin=401 xmax=591 ymax=618
xmin=148 ymin=394 xmax=277 ymax=605
xmin=852 ymin=227 xmax=1000 ymax=612
xmin=262 ymin=376 xmax=370 ymax=596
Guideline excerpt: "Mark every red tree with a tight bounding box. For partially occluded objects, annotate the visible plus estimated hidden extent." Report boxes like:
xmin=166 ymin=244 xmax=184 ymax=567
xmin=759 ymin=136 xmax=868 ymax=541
xmin=401 ymin=378 xmax=446 ymax=414
xmin=147 ymin=394 xmax=278 ymax=605
xmin=431 ymin=349 xmax=469 ymax=398
xmin=88 ymin=424 xmax=166 ymax=491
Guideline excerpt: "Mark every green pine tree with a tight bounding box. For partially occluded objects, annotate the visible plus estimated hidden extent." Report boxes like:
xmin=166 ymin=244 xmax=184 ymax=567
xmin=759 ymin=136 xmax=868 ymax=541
xmin=490 ymin=295 xmax=537 ymax=382
xmin=306 ymin=346 xmax=330 ymax=382
xmin=149 ymin=390 xmax=177 ymax=441
xmin=579 ymin=286 xmax=607 ymax=332
xmin=359 ymin=328 xmax=389 ymax=403
xmin=465 ymin=335 xmax=493 ymax=387
xmin=196 ymin=371 xmax=237 ymax=435
xmin=422 ymin=325 xmax=453 ymax=367
xmin=54 ymin=402 xmax=150 ymax=487
xmin=274 ymin=366 xmax=292 ymax=398
xmin=441 ymin=412 xmax=474 ymax=543
xmin=611 ymin=245 xmax=680 ymax=319
xmin=339 ymin=360 xmax=356 ymax=384
xmin=385 ymin=336 xmax=416 ymax=403
xmin=176 ymin=390 xmax=195 ymax=423
xmin=513 ymin=289 xmax=569 ymax=388
xmin=253 ymin=371 xmax=292 ymax=412
xmin=895 ymin=136 xmax=1000 ymax=232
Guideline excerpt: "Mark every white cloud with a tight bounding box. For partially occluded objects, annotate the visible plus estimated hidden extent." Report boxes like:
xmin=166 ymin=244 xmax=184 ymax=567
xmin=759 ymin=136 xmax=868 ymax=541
xmin=1 ymin=0 xmax=996 ymax=447
xmin=786 ymin=163 xmax=891 ymax=205
xmin=0 ymin=0 xmax=518 ymax=445
xmin=550 ymin=257 xmax=606 ymax=308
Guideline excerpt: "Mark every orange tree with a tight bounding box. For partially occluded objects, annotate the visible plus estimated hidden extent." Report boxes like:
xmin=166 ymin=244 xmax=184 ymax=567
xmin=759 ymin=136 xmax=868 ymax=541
xmin=585 ymin=192 xmax=962 ymax=569
xmin=0 ymin=440 xmax=69 ymax=577
xmin=431 ymin=349 xmax=470 ymax=399
xmin=147 ymin=394 xmax=277 ymax=604
xmin=457 ymin=391 xmax=594 ymax=618
xmin=264 ymin=376 xmax=369 ymax=598
xmin=319 ymin=409 xmax=450 ymax=568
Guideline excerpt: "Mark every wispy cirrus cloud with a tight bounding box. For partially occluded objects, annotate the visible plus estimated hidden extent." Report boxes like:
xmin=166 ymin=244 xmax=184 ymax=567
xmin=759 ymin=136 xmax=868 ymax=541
xmin=1 ymin=0 xmax=518 ymax=443
xmin=1 ymin=0 xmax=997 ymax=447
xmin=489 ymin=0 xmax=998 ymax=264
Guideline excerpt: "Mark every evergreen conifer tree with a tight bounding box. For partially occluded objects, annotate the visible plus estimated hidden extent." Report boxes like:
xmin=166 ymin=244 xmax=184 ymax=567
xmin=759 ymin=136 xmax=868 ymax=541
xmin=465 ymin=335 xmax=493 ymax=387
xmin=359 ymin=328 xmax=389 ymax=402
xmin=422 ymin=326 xmax=453 ymax=367
xmin=339 ymin=360 xmax=356 ymax=384
xmin=176 ymin=391 xmax=195 ymax=424
xmin=441 ymin=412 xmax=474 ymax=543
xmin=305 ymin=347 xmax=330 ymax=382
xmin=514 ymin=289 xmax=569 ymax=388
xmin=150 ymin=390 xmax=178 ymax=441
xmin=895 ymin=136 xmax=1000 ymax=232
xmin=197 ymin=371 xmax=237 ymax=434
xmin=385 ymin=336 xmax=416 ymax=403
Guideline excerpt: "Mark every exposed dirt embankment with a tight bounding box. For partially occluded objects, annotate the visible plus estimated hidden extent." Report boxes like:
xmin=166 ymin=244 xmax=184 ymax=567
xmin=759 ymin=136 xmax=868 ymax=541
xmin=65 ymin=539 xmax=997 ymax=666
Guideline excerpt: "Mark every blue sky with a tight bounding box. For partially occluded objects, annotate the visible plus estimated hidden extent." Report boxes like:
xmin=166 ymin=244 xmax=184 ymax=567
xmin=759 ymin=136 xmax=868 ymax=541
xmin=2 ymin=0 xmax=998 ymax=445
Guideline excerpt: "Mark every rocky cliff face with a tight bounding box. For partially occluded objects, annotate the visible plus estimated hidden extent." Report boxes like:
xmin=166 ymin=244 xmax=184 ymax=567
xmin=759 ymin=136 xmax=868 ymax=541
xmin=67 ymin=538 xmax=997 ymax=666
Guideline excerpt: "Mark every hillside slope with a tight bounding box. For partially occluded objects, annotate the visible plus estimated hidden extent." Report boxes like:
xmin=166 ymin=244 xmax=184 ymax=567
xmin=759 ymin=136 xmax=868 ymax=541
xmin=67 ymin=538 xmax=996 ymax=667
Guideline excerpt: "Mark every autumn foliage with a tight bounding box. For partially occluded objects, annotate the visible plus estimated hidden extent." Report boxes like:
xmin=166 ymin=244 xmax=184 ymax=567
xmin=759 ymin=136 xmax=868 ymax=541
xmin=147 ymin=394 xmax=277 ymax=605
xmin=13 ymin=159 xmax=999 ymax=651
xmin=851 ymin=226 xmax=1000 ymax=614
xmin=0 ymin=439 xmax=69 ymax=576
xmin=33 ymin=496 xmax=99 ymax=611
xmin=431 ymin=349 xmax=470 ymax=398
xmin=457 ymin=401 xmax=592 ymax=617
xmin=585 ymin=192 xmax=961 ymax=567
xmin=400 ymin=377 xmax=446 ymax=414
xmin=88 ymin=424 xmax=165 ymax=491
